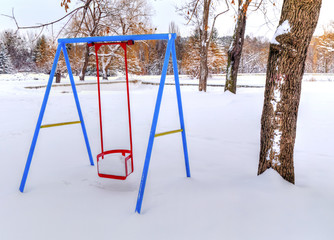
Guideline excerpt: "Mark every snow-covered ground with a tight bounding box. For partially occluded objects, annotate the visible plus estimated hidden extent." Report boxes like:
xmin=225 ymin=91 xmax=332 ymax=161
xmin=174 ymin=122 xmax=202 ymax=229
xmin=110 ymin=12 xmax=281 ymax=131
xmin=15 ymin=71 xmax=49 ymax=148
xmin=1 ymin=73 xmax=334 ymax=240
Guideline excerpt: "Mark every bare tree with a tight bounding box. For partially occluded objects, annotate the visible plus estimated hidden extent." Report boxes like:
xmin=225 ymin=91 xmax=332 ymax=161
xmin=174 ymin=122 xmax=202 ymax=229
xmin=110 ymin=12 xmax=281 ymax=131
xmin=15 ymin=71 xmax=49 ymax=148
xmin=224 ymin=0 xmax=283 ymax=93
xmin=198 ymin=0 xmax=212 ymax=91
xmin=96 ymin=0 xmax=152 ymax=79
xmin=258 ymin=0 xmax=322 ymax=183
xmin=224 ymin=0 xmax=261 ymax=93
xmin=178 ymin=0 xmax=229 ymax=92
xmin=65 ymin=0 xmax=152 ymax=80
xmin=65 ymin=0 xmax=107 ymax=80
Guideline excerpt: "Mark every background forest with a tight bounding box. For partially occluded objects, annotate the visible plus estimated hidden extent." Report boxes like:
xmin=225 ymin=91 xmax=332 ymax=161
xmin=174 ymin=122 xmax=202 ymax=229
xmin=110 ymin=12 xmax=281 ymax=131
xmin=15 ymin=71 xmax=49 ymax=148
xmin=1 ymin=21 xmax=334 ymax=78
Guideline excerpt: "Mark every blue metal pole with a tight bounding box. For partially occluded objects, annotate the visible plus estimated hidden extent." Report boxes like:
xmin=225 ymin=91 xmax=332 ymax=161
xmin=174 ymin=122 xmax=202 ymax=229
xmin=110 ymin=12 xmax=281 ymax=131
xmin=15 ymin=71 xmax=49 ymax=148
xmin=61 ymin=43 xmax=94 ymax=166
xmin=171 ymin=42 xmax=191 ymax=178
xmin=19 ymin=44 xmax=63 ymax=193
xmin=135 ymin=36 xmax=175 ymax=214
xmin=58 ymin=33 xmax=174 ymax=44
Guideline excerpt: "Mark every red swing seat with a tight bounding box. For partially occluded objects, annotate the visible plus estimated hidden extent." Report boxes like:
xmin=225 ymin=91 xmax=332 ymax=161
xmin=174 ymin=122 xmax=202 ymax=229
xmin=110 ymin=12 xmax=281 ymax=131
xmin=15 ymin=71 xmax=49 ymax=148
xmin=97 ymin=150 xmax=133 ymax=180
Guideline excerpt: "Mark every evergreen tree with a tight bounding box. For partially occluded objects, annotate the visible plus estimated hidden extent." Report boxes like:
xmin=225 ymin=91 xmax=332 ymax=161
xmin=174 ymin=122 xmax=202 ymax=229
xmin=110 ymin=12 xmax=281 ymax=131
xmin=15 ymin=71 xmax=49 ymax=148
xmin=33 ymin=36 xmax=47 ymax=65
xmin=33 ymin=35 xmax=52 ymax=72
xmin=0 ymin=42 xmax=13 ymax=73
xmin=1 ymin=30 xmax=32 ymax=71
xmin=181 ymin=28 xmax=226 ymax=78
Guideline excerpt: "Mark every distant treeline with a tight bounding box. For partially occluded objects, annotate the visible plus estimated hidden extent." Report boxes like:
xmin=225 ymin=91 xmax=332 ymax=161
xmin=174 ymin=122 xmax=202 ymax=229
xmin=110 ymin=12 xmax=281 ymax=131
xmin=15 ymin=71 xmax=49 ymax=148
xmin=0 ymin=29 xmax=333 ymax=77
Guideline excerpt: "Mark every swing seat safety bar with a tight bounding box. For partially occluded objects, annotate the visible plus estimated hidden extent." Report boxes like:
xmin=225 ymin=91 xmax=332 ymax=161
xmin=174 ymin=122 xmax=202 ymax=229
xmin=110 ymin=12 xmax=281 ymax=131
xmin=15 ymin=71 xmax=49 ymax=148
xmin=154 ymin=129 xmax=183 ymax=138
xmin=40 ymin=120 xmax=81 ymax=129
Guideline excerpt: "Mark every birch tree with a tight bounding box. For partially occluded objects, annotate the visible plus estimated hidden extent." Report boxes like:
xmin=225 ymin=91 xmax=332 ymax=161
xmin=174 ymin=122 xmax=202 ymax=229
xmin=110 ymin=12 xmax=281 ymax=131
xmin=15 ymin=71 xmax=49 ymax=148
xmin=258 ymin=0 xmax=322 ymax=183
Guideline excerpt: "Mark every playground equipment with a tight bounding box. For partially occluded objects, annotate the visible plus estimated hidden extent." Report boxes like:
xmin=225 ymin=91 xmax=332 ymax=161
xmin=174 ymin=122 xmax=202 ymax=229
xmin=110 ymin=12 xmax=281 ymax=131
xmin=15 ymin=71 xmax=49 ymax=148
xmin=19 ymin=34 xmax=191 ymax=214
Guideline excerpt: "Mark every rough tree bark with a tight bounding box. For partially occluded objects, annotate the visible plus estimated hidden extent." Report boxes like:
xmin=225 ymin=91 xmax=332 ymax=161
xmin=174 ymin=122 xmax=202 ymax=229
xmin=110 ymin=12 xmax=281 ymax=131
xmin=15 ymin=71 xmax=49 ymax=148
xmin=225 ymin=0 xmax=251 ymax=94
xmin=198 ymin=0 xmax=211 ymax=92
xmin=258 ymin=0 xmax=322 ymax=183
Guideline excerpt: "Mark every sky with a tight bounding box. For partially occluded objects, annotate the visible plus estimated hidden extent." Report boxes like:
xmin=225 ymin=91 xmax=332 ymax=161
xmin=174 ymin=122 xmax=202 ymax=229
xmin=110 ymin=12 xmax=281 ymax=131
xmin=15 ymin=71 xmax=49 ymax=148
xmin=0 ymin=0 xmax=333 ymax=39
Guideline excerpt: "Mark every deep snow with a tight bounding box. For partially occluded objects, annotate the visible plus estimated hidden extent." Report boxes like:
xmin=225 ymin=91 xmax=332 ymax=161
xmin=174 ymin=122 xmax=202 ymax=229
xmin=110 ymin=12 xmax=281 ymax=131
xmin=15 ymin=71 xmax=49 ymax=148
xmin=1 ymin=73 xmax=334 ymax=240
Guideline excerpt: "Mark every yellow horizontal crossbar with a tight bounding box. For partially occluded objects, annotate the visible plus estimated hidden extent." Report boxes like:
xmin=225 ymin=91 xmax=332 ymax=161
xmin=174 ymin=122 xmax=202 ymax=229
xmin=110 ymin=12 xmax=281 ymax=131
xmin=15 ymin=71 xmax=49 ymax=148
xmin=40 ymin=121 xmax=81 ymax=129
xmin=154 ymin=129 xmax=183 ymax=138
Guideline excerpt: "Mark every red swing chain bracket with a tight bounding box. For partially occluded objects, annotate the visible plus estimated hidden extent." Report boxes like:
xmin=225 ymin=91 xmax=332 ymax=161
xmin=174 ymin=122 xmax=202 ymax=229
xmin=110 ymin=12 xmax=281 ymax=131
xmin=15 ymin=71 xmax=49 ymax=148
xmin=87 ymin=40 xmax=134 ymax=48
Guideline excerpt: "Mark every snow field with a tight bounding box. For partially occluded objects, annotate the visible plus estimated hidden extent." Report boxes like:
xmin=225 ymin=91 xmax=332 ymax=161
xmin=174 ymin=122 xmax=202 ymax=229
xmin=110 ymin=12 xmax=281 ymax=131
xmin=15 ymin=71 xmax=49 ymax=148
xmin=1 ymin=74 xmax=334 ymax=240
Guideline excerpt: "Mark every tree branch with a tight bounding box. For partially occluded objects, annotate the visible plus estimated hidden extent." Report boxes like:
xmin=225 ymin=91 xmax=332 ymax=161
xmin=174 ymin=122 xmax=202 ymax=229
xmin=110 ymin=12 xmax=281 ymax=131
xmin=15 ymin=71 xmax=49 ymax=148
xmin=1 ymin=0 xmax=93 ymax=32
xmin=187 ymin=0 xmax=201 ymax=25
xmin=208 ymin=0 xmax=230 ymax=47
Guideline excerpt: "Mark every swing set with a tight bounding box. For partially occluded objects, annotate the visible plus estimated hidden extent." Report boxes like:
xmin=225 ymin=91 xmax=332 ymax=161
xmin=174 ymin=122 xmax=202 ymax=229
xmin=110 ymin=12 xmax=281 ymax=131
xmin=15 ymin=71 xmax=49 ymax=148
xmin=19 ymin=34 xmax=190 ymax=214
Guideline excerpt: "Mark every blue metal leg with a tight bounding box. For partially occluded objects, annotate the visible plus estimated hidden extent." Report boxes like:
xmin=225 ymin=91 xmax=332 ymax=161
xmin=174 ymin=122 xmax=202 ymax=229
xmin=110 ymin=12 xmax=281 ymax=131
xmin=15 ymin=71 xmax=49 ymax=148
xmin=61 ymin=43 xmax=94 ymax=166
xmin=135 ymin=37 xmax=174 ymax=214
xmin=171 ymin=42 xmax=191 ymax=178
xmin=19 ymin=44 xmax=62 ymax=192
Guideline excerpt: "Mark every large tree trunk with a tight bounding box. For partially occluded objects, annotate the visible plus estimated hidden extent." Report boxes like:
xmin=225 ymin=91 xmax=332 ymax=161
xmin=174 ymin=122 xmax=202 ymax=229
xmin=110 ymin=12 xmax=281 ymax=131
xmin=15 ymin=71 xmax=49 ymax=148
xmin=224 ymin=0 xmax=251 ymax=94
xmin=198 ymin=0 xmax=211 ymax=92
xmin=258 ymin=0 xmax=322 ymax=184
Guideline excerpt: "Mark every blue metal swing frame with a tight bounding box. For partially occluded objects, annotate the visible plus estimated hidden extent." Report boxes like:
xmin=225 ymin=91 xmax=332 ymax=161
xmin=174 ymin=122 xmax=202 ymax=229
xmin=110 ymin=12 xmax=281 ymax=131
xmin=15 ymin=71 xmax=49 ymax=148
xmin=19 ymin=33 xmax=190 ymax=214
